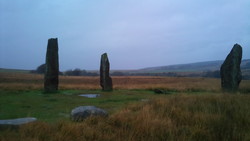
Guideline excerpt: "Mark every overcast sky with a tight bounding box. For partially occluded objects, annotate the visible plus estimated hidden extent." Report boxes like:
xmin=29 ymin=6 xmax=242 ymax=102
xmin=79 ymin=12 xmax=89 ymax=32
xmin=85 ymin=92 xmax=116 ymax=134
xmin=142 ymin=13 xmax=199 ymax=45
xmin=0 ymin=0 xmax=249 ymax=71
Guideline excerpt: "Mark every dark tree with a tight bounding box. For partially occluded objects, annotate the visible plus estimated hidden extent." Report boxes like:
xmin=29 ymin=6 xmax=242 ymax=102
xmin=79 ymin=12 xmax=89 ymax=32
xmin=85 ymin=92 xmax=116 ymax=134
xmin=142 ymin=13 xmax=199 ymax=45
xmin=36 ymin=64 xmax=46 ymax=74
xmin=111 ymin=71 xmax=124 ymax=76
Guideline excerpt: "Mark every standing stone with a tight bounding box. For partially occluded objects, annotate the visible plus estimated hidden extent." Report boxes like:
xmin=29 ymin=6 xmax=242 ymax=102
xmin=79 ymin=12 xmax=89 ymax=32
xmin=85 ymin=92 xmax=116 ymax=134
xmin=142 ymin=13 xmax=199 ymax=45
xmin=44 ymin=38 xmax=59 ymax=93
xmin=100 ymin=53 xmax=113 ymax=91
xmin=220 ymin=44 xmax=242 ymax=92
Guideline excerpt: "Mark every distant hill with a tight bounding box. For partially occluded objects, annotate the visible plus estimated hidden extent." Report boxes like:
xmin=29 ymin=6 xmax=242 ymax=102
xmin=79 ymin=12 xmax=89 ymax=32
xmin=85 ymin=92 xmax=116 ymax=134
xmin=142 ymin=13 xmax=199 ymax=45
xmin=138 ymin=59 xmax=250 ymax=73
xmin=129 ymin=59 xmax=250 ymax=79
xmin=1 ymin=59 xmax=250 ymax=79
xmin=0 ymin=68 xmax=30 ymax=73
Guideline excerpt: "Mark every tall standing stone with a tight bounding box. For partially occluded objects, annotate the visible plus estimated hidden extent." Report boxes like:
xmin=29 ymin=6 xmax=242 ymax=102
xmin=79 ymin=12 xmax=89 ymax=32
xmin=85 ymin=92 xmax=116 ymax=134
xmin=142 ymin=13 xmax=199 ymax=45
xmin=100 ymin=53 xmax=113 ymax=91
xmin=44 ymin=38 xmax=59 ymax=93
xmin=220 ymin=44 xmax=242 ymax=92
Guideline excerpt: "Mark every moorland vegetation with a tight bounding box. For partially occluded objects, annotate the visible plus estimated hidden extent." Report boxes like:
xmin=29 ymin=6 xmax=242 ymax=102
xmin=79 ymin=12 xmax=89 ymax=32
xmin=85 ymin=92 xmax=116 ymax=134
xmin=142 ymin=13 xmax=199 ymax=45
xmin=0 ymin=72 xmax=250 ymax=141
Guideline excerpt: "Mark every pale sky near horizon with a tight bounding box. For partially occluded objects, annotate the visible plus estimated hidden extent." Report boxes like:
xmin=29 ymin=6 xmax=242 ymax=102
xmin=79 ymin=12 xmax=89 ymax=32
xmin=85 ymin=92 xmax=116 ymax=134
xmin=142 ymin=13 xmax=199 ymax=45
xmin=0 ymin=0 xmax=249 ymax=71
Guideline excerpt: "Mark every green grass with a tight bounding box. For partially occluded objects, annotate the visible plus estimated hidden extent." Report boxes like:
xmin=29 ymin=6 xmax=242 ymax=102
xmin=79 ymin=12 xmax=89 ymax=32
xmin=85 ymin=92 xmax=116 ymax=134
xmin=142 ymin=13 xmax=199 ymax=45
xmin=0 ymin=89 xmax=155 ymax=122
xmin=1 ymin=72 xmax=250 ymax=140
xmin=1 ymin=91 xmax=250 ymax=141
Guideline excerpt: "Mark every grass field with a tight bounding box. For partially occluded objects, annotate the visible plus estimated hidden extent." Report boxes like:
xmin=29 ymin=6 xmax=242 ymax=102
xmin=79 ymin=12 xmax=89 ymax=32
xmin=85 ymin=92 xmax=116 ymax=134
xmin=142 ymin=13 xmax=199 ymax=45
xmin=1 ymin=72 xmax=250 ymax=91
xmin=0 ymin=72 xmax=250 ymax=141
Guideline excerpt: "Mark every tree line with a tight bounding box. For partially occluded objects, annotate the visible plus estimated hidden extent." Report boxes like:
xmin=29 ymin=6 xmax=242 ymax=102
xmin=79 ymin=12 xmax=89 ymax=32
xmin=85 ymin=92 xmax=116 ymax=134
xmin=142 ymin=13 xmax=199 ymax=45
xmin=30 ymin=64 xmax=98 ymax=76
xmin=30 ymin=64 xmax=250 ymax=79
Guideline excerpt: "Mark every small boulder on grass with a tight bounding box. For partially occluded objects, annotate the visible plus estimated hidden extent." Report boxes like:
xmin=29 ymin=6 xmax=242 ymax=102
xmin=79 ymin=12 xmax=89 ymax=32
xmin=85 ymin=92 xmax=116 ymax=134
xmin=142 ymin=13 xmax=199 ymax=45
xmin=71 ymin=106 xmax=108 ymax=122
xmin=154 ymin=89 xmax=172 ymax=94
xmin=154 ymin=89 xmax=165 ymax=94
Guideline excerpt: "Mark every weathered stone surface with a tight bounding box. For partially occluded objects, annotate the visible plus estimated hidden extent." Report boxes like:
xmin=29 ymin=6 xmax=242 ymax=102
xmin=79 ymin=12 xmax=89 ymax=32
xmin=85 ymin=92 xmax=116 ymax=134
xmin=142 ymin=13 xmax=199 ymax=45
xmin=44 ymin=38 xmax=59 ymax=93
xmin=220 ymin=44 xmax=242 ymax=92
xmin=100 ymin=53 xmax=113 ymax=91
xmin=0 ymin=117 xmax=37 ymax=130
xmin=71 ymin=106 xmax=108 ymax=122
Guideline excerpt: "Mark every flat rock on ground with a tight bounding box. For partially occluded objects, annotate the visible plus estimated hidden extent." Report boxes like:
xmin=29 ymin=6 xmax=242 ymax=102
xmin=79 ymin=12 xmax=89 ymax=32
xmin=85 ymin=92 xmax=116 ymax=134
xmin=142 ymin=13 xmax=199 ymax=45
xmin=0 ymin=117 xmax=37 ymax=130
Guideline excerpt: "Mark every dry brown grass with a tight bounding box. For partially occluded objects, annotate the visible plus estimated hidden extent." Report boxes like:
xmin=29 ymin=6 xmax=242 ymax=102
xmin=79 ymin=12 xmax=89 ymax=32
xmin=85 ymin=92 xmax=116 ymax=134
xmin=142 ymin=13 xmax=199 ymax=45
xmin=1 ymin=94 xmax=250 ymax=141
xmin=112 ymin=76 xmax=220 ymax=91
xmin=1 ymin=72 xmax=250 ymax=92
xmin=1 ymin=72 xmax=250 ymax=140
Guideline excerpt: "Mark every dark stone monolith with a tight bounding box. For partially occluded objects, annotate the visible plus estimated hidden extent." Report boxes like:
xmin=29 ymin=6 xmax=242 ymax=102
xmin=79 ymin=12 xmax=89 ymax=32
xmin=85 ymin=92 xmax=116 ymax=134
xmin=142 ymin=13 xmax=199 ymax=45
xmin=44 ymin=38 xmax=59 ymax=93
xmin=220 ymin=44 xmax=242 ymax=92
xmin=100 ymin=53 xmax=113 ymax=91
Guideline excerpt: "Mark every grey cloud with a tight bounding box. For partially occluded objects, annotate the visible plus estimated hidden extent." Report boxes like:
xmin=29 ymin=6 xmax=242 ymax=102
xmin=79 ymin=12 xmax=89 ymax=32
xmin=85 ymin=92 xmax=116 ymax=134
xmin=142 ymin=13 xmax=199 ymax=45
xmin=0 ymin=0 xmax=249 ymax=70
